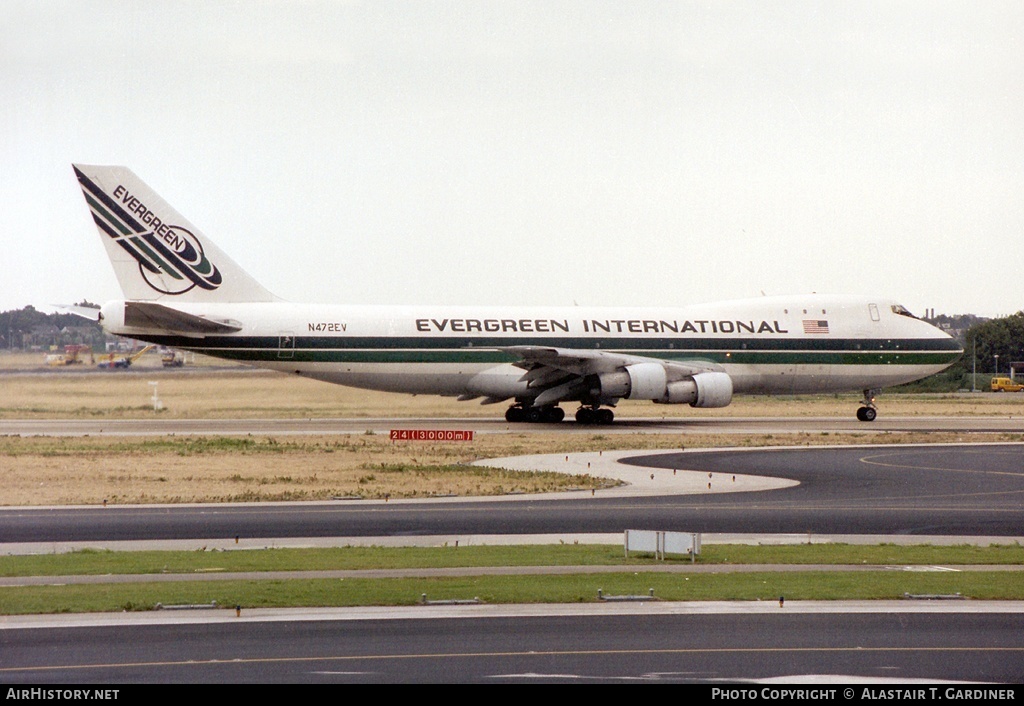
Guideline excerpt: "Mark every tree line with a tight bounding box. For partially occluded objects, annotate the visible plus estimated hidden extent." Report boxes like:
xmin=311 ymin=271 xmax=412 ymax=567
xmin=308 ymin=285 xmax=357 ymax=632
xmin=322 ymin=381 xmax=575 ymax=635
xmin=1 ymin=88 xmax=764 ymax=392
xmin=963 ymin=312 xmax=1024 ymax=375
xmin=0 ymin=304 xmax=103 ymax=350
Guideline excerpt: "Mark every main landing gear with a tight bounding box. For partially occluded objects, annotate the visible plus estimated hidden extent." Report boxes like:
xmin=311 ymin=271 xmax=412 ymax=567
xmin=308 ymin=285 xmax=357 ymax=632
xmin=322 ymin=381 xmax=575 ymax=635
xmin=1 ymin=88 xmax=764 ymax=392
xmin=856 ymin=389 xmax=879 ymax=422
xmin=575 ymin=406 xmax=614 ymax=425
xmin=504 ymin=404 xmax=616 ymax=424
xmin=505 ymin=405 xmax=565 ymax=423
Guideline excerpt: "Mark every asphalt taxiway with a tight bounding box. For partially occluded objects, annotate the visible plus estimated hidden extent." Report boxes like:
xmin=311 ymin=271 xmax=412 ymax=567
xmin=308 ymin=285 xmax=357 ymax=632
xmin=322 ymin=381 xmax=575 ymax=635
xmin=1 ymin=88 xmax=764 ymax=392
xmin=1 ymin=436 xmax=1022 ymax=547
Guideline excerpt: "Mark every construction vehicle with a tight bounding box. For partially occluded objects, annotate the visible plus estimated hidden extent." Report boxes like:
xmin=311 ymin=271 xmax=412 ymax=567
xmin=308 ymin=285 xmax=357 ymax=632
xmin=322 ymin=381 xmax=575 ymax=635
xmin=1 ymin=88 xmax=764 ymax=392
xmin=44 ymin=344 xmax=94 ymax=366
xmin=97 ymin=344 xmax=155 ymax=369
xmin=161 ymin=349 xmax=185 ymax=367
xmin=991 ymin=377 xmax=1024 ymax=392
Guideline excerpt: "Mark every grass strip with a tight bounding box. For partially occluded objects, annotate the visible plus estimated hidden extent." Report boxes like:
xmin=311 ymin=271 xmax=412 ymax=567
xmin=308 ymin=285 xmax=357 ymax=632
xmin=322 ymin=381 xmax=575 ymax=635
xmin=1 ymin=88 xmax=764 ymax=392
xmin=1 ymin=544 xmax=1021 ymax=578
xmin=0 ymin=572 xmax=1019 ymax=615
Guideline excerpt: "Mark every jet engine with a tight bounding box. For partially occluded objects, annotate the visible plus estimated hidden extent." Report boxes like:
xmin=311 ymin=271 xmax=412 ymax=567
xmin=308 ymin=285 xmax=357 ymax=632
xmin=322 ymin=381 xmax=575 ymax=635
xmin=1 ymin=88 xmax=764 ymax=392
xmin=596 ymin=363 xmax=733 ymax=408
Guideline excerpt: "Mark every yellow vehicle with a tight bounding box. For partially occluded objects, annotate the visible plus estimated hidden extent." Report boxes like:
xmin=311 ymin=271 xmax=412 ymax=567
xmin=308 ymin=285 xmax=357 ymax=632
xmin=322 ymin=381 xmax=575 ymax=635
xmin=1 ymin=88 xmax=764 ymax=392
xmin=44 ymin=344 xmax=94 ymax=366
xmin=991 ymin=377 xmax=1024 ymax=392
xmin=161 ymin=349 xmax=185 ymax=367
xmin=97 ymin=344 xmax=155 ymax=369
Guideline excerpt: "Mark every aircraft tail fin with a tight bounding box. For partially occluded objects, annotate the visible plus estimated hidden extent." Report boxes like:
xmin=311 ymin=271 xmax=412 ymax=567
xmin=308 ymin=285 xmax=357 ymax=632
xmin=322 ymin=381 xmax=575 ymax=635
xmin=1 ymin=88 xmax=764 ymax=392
xmin=73 ymin=164 xmax=279 ymax=303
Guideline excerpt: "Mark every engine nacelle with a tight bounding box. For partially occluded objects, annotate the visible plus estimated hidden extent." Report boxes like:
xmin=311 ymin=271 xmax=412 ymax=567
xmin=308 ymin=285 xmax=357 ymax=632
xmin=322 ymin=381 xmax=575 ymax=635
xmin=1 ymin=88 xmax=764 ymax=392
xmin=677 ymin=371 xmax=733 ymax=408
xmin=596 ymin=363 xmax=665 ymax=401
xmin=598 ymin=365 xmax=733 ymax=408
xmin=465 ymin=365 xmax=532 ymax=399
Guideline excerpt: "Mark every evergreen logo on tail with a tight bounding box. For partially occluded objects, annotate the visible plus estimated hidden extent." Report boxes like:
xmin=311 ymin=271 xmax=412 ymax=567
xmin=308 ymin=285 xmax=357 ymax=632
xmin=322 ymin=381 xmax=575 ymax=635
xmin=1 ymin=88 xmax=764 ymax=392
xmin=74 ymin=166 xmax=222 ymax=295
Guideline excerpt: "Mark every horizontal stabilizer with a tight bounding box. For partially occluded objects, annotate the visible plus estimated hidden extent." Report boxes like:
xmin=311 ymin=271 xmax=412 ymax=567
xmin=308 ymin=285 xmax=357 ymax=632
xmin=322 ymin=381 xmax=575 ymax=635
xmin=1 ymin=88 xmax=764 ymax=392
xmin=53 ymin=304 xmax=102 ymax=322
xmin=124 ymin=301 xmax=243 ymax=335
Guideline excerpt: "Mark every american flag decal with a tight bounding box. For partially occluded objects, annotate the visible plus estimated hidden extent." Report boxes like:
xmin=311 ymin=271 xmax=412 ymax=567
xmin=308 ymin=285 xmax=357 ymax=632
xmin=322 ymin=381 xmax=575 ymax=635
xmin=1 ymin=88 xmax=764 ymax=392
xmin=803 ymin=319 xmax=830 ymax=334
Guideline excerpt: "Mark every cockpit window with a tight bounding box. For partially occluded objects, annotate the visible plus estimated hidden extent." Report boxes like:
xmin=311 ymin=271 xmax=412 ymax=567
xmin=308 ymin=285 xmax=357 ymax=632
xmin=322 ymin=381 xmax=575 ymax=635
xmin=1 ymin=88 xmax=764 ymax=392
xmin=891 ymin=304 xmax=917 ymax=319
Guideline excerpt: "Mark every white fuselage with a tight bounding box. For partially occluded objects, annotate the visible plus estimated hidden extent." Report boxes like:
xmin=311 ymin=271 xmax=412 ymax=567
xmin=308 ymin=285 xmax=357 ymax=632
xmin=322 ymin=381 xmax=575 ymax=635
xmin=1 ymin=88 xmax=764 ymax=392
xmin=101 ymin=294 xmax=962 ymax=402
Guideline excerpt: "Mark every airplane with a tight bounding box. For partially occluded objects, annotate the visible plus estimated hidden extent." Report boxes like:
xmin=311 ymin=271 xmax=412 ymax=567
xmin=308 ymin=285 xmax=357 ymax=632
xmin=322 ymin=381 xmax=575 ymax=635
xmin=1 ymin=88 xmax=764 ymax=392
xmin=71 ymin=164 xmax=963 ymax=424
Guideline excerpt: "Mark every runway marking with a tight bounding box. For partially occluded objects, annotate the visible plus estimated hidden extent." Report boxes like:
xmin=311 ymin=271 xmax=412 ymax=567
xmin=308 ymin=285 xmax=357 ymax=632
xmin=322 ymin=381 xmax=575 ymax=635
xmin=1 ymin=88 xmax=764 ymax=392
xmin=858 ymin=449 xmax=1024 ymax=478
xmin=853 ymin=449 xmax=1024 ymax=503
xmin=3 ymin=646 xmax=1024 ymax=675
xmin=310 ymin=671 xmax=375 ymax=676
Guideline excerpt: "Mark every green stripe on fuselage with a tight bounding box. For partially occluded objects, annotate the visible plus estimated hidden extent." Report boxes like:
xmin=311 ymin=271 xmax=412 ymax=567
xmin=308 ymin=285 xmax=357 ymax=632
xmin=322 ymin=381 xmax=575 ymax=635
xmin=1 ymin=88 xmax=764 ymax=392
xmin=140 ymin=334 xmax=963 ymax=353
xmin=134 ymin=334 xmax=962 ymax=367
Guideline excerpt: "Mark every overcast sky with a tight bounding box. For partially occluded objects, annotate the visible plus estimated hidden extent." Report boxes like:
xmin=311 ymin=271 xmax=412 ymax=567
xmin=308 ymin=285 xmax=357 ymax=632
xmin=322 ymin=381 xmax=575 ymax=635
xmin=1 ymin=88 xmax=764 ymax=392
xmin=2 ymin=1 xmax=1021 ymax=317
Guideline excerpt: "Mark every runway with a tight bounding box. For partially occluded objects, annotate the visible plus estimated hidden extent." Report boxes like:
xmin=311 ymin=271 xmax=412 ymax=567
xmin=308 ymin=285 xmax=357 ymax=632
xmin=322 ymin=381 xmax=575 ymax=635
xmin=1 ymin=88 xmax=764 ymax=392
xmin=2 ymin=414 xmax=1023 ymax=436
xmin=5 ymin=608 xmax=1024 ymax=683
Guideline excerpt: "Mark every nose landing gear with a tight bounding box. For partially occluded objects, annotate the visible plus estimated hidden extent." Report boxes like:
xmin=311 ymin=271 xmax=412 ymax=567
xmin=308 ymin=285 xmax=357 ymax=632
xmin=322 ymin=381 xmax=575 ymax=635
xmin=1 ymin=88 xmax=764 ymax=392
xmin=856 ymin=389 xmax=879 ymax=422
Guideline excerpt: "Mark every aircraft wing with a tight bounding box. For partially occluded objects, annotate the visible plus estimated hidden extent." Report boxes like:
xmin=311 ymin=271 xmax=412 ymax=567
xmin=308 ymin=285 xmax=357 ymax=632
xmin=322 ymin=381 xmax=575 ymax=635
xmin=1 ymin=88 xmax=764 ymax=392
xmin=502 ymin=345 xmax=722 ymax=376
xmin=499 ymin=345 xmax=723 ymax=406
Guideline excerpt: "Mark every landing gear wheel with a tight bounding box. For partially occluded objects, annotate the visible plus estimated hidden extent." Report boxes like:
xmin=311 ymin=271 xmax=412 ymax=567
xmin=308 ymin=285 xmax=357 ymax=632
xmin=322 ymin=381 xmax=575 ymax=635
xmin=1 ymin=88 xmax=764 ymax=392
xmin=505 ymin=406 xmax=525 ymax=423
xmin=857 ymin=388 xmax=879 ymax=422
xmin=575 ymin=407 xmax=614 ymax=425
xmin=856 ymin=406 xmax=877 ymax=422
xmin=543 ymin=406 xmax=565 ymax=423
xmin=507 ymin=405 xmax=564 ymax=423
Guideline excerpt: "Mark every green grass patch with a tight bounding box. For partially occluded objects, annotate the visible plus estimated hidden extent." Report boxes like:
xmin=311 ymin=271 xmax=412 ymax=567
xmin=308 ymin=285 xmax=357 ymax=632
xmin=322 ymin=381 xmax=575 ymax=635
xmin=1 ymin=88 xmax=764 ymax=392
xmin=0 ymin=572 xmax=1019 ymax=615
xmin=701 ymin=543 xmax=1024 ymax=565
xmin=1 ymin=543 xmax=1022 ymax=578
xmin=1 ymin=544 xmax=1021 ymax=615
xmin=0 ymin=545 xmax=639 ymax=577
